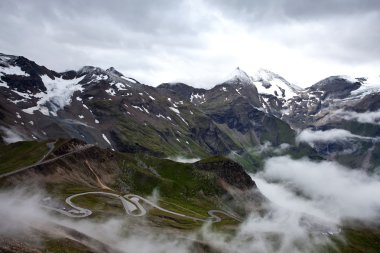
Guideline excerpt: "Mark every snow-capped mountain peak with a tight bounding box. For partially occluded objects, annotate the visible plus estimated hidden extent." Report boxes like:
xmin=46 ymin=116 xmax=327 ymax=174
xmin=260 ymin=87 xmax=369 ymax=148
xmin=77 ymin=65 xmax=139 ymax=86
xmin=223 ymin=67 xmax=254 ymax=85
xmin=221 ymin=67 xmax=299 ymax=100
xmin=252 ymin=68 xmax=300 ymax=100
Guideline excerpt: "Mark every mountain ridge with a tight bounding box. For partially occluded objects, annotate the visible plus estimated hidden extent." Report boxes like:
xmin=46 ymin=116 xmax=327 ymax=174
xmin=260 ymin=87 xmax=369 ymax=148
xmin=1 ymin=52 xmax=380 ymax=172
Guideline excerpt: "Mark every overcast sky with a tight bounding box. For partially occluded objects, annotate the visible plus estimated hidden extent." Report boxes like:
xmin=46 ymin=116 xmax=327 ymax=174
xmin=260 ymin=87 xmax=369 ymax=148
xmin=1 ymin=0 xmax=379 ymax=88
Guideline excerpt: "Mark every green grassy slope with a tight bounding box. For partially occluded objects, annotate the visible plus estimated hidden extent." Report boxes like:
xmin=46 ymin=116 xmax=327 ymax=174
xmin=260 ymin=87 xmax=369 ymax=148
xmin=0 ymin=140 xmax=49 ymax=174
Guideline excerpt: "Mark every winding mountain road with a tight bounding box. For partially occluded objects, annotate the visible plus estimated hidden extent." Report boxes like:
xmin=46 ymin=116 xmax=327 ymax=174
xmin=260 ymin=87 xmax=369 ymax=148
xmin=1 ymin=142 xmax=239 ymax=223
xmin=44 ymin=191 xmax=241 ymax=223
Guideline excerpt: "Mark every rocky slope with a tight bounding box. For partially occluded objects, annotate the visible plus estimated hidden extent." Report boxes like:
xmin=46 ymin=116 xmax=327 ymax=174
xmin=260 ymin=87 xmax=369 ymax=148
xmin=1 ymin=52 xmax=380 ymax=171
xmin=0 ymin=53 xmax=295 ymax=169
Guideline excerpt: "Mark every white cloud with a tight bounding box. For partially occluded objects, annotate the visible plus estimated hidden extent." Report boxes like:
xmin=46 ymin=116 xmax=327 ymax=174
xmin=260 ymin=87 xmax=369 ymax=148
xmin=255 ymin=156 xmax=380 ymax=221
xmin=296 ymin=128 xmax=370 ymax=147
xmin=2 ymin=156 xmax=380 ymax=252
xmin=0 ymin=189 xmax=192 ymax=253
xmin=0 ymin=126 xmax=25 ymax=143
xmin=166 ymin=156 xmax=200 ymax=163
xmin=335 ymin=109 xmax=380 ymax=125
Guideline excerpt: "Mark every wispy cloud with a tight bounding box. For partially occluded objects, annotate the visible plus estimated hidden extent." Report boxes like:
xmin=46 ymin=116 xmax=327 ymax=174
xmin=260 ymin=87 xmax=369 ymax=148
xmin=0 ymin=126 xmax=25 ymax=143
xmin=335 ymin=109 xmax=380 ymax=125
xmin=254 ymin=156 xmax=380 ymax=221
xmin=296 ymin=128 xmax=371 ymax=147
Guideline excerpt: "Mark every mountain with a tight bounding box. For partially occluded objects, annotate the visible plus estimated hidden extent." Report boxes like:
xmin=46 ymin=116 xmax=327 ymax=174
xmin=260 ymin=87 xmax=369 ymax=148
xmin=2 ymin=52 xmax=380 ymax=172
xmin=2 ymin=53 xmax=380 ymax=172
xmin=2 ymin=53 xmax=380 ymax=252
xmin=0 ymin=54 xmax=298 ymax=170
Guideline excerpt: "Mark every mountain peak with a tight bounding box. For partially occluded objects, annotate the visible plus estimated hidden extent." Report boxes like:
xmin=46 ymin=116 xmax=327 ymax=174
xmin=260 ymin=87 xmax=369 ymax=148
xmin=106 ymin=67 xmax=123 ymax=77
xmin=223 ymin=67 xmax=253 ymax=85
xmin=251 ymin=69 xmax=300 ymax=99
xmin=309 ymin=75 xmax=362 ymax=99
xmin=77 ymin=66 xmax=103 ymax=75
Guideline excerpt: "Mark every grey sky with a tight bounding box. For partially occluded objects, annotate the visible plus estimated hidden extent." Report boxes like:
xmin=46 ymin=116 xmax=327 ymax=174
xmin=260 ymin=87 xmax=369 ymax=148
xmin=1 ymin=0 xmax=379 ymax=87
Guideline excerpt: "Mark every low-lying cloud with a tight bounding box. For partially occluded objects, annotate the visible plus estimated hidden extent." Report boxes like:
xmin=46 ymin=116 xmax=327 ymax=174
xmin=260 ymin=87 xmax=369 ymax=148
xmin=2 ymin=155 xmax=380 ymax=252
xmin=166 ymin=156 xmax=200 ymax=163
xmin=0 ymin=185 xmax=337 ymax=253
xmin=253 ymin=156 xmax=380 ymax=221
xmin=0 ymin=189 xmax=192 ymax=253
xmin=335 ymin=109 xmax=380 ymax=125
xmin=296 ymin=128 xmax=371 ymax=147
xmin=0 ymin=126 xmax=25 ymax=143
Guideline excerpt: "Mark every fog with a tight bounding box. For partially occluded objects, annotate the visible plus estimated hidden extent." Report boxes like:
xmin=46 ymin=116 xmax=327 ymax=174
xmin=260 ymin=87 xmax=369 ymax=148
xmin=1 ymin=155 xmax=380 ymax=252
xmin=0 ymin=126 xmax=25 ymax=143
xmin=253 ymin=156 xmax=380 ymax=221
xmin=335 ymin=109 xmax=380 ymax=125
xmin=0 ymin=186 xmax=335 ymax=253
xmin=296 ymin=128 xmax=371 ymax=147
xmin=0 ymin=189 xmax=192 ymax=253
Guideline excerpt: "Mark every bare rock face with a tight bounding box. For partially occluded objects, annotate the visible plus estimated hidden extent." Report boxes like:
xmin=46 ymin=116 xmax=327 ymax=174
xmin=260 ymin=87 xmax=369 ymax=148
xmin=309 ymin=76 xmax=361 ymax=99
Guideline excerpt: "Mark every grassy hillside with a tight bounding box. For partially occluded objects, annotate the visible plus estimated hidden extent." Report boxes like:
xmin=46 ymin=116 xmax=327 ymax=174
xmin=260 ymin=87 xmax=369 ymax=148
xmin=0 ymin=140 xmax=49 ymax=174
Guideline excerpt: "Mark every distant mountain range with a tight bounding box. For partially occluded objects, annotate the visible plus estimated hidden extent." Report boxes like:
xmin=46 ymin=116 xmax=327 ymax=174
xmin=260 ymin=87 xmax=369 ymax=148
xmin=1 ymin=52 xmax=380 ymax=172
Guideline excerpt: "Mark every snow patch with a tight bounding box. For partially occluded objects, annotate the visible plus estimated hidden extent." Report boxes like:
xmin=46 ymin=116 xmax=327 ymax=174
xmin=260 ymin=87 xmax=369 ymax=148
xmin=156 ymin=114 xmax=166 ymax=119
xmin=190 ymin=93 xmax=205 ymax=103
xmin=121 ymin=76 xmax=137 ymax=83
xmin=22 ymin=75 xmax=85 ymax=116
xmin=114 ymin=82 xmax=129 ymax=90
xmin=169 ymin=107 xmax=180 ymax=114
xmin=0 ymin=82 xmax=10 ymax=89
xmin=0 ymin=65 xmax=30 ymax=77
xmin=102 ymin=134 xmax=112 ymax=146
xmin=95 ymin=74 xmax=108 ymax=81
xmin=253 ymin=69 xmax=299 ymax=100
xmin=105 ymin=88 xmax=116 ymax=96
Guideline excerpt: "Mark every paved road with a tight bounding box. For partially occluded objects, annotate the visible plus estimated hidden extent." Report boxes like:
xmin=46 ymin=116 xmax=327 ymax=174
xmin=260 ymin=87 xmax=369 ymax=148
xmin=45 ymin=191 xmax=241 ymax=223
xmin=0 ymin=143 xmax=94 ymax=178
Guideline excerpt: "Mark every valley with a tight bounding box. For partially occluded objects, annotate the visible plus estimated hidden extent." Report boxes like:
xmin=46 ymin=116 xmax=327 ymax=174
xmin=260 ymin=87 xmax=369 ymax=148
xmin=1 ymin=53 xmax=380 ymax=252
